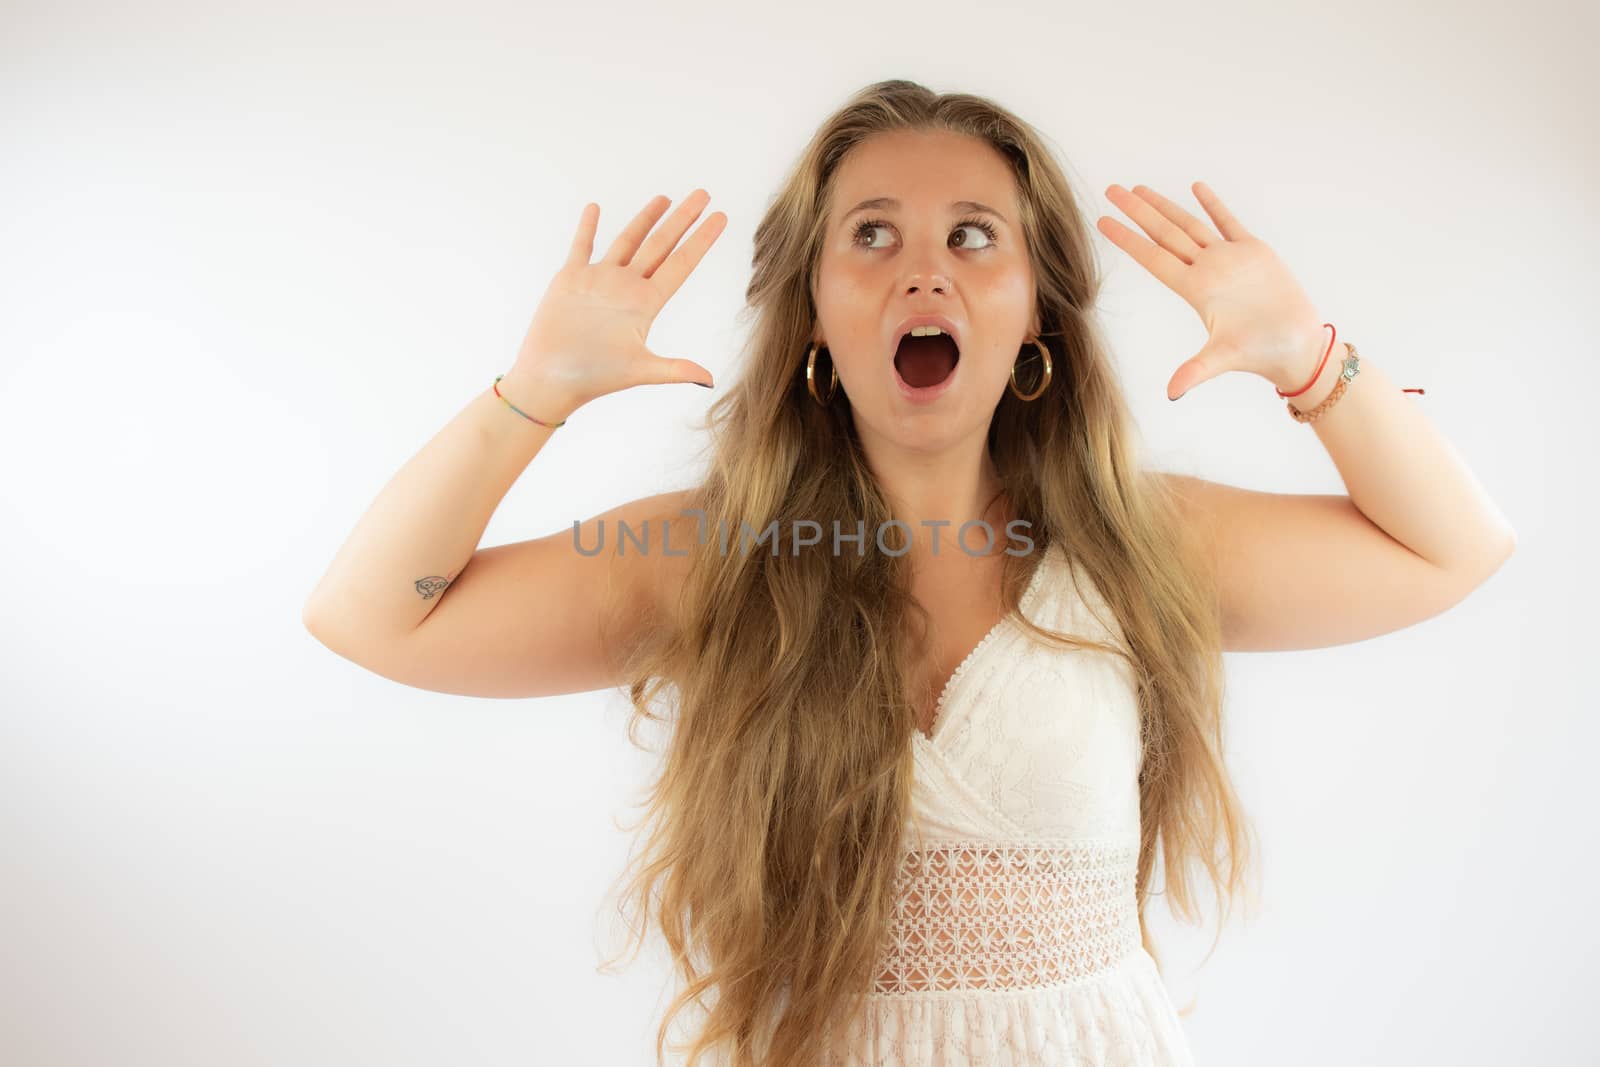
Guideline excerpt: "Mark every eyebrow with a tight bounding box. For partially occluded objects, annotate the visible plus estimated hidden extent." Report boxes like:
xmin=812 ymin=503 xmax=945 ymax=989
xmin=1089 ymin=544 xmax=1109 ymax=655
xmin=841 ymin=197 xmax=1009 ymax=225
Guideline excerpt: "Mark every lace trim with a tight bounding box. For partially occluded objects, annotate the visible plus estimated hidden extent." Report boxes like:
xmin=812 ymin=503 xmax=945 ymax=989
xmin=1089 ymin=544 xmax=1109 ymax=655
xmin=873 ymin=838 xmax=1142 ymax=994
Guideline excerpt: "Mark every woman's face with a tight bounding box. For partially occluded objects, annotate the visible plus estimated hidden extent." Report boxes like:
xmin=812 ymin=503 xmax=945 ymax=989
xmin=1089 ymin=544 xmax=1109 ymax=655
xmin=813 ymin=128 xmax=1040 ymax=452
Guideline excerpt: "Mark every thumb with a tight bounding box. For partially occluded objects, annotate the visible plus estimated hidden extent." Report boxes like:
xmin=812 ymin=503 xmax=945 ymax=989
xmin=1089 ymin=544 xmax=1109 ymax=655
xmin=648 ymin=355 xmax=716 ymax=389
xmin=1167 ymin=344 xmax=1225 ymax=401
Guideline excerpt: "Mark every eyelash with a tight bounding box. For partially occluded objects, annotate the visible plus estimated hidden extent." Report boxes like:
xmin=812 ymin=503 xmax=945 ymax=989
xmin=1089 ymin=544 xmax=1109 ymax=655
xmin=849 ymin=215 xmax=1000 ymax=250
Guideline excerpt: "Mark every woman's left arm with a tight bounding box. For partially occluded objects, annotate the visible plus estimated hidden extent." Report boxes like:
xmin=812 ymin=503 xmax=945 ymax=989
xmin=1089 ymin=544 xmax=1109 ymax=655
xmin=1270 ymin=330 xmax=1515 ymax=576
xmin=1099 ymin=181 xmax=1515 ymax=652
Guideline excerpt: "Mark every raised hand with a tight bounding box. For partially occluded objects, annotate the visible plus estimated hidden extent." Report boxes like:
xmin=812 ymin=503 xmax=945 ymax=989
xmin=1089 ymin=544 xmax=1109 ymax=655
xmin=1096 ymin=182 xmax=1328 ymax=401
xmin=504 ymin=189 xmax=728 ymax=417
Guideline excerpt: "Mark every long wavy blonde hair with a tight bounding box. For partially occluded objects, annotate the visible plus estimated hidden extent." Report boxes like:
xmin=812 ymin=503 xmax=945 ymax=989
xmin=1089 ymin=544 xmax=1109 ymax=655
xmin=597 ymin=78 xmax=1257 ymax=1067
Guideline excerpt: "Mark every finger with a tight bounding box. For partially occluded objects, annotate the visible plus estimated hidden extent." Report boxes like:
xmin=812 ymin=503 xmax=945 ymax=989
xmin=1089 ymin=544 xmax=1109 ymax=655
xmin=1192 ymin=182 xmax=1252 ymax=241
xmin=1168 ymin=341 xmax=1236 ymax=400
xmin=1105 ymin=184 xmax=1202 ymax=264
xmin=601 ymin=194 xmax=673 ymax=266
xmin=633 ymin=188 xmax=712 ymax=278
xmin=646 ymin=355 xmax=715 ymax=389
xmin=1130 ymin=184 xmax=1218 ymax=249
xmin=1095 ymin=215 xmax=1188 ymax=294
xmin=646 ymin=209 xmax=728 ymax=301
xmin=566 ymin=202 xmax=599 ymax=269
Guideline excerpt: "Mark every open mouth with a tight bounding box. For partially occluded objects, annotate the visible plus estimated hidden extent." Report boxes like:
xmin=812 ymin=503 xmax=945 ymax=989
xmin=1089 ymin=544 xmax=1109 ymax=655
xmin=893 ymin=332 xmax=961 ymax=390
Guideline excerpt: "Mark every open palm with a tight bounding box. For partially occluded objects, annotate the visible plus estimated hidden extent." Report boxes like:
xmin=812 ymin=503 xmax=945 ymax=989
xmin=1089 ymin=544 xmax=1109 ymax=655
xmin=1096 ymin=181 xmax=1326 ymax=400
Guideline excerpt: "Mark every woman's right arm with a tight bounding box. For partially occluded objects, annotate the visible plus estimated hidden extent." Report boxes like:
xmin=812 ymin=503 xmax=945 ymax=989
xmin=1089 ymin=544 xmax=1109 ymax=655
xmin=302 ymin=190 xmax=726 ymax=697
xmin=301 ymin=375 xmax=684 ymax=698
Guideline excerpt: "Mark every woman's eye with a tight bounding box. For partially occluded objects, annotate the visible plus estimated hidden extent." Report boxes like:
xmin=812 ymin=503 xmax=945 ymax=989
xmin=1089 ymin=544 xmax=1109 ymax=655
xmin=852 ymin=220 xmax=996 ymax=251
xmin=951 ymin=222 xmax=997 ymax=249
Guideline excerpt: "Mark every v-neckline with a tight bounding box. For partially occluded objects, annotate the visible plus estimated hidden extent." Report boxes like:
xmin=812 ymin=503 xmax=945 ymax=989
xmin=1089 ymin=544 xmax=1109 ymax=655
xmin=914 ymin=543 xmax=1054 ymax=748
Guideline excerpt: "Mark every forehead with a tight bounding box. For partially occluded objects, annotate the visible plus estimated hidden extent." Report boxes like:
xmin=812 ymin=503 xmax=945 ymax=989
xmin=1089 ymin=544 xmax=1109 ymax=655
xmin=829 ymin=129 xmax=1017 ymax=220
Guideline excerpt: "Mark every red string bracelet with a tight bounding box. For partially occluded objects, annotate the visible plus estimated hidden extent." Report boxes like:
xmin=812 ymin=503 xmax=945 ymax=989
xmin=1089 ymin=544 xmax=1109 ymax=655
xmin=1276 ymin=323 xmax=1426 ymax=399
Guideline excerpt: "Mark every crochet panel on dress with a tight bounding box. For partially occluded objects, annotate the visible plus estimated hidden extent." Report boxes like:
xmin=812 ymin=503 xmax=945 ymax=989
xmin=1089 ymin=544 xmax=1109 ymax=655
xmin=872 ymin=836 xmax=1144 ymax=994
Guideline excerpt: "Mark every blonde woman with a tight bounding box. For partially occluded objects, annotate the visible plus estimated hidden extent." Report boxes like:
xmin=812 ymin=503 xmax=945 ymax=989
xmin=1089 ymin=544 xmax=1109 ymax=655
xmin=303 ymin=80 xmax=1515 ymax=1066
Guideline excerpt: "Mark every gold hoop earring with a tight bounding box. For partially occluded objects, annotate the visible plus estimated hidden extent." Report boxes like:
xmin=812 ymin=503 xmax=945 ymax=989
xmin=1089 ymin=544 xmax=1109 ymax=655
xmin=806 ymin=343 xmax=838 ymax=406
xmin=1009 ymin=339 xmax=1053 ymax=401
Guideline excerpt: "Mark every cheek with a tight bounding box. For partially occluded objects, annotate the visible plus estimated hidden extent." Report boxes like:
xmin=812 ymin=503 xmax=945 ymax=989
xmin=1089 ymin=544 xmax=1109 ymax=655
xmin=965 ymin=267 xmax=1037 ymax=363
xmin=816 ymin=256 xmax=872 ymax=300
xmin=813 ymin=261 xmax=860 ymax=324
xmin=981 ymin=265 xmax=1036 ymax=313
xmin=814 ymin=263 xmax=886 ymax=365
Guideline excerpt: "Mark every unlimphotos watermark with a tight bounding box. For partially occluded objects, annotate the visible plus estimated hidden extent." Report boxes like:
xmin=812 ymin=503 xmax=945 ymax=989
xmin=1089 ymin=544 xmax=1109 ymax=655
xmin=572 ymin=510 xmax=1038 ymax=558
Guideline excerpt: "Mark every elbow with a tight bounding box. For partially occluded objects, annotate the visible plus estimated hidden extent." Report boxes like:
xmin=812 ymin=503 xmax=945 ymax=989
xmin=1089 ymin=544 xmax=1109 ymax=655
xmin=1493 ymin=523 xmax=1517 ymax=568
xmin=1474 ymin=526 xmax=1517 ymax=583
xmin=1436 ymin=526 xmax=1516 ymax=593
xmin=302 ymin=595 xmax=333 ymax=637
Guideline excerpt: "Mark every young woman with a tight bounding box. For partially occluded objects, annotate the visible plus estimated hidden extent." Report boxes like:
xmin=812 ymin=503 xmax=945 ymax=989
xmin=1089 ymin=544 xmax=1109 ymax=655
xmin=303 ymin=80 xmax=1515 ymax=1066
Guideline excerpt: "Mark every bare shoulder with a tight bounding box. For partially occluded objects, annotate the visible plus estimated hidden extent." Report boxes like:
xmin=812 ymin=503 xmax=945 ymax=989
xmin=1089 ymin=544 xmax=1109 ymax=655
xmin=1148 ymin=470 xmax=1222 ymax=565
xmin=604 ymin=486 xmax=701 ymax=647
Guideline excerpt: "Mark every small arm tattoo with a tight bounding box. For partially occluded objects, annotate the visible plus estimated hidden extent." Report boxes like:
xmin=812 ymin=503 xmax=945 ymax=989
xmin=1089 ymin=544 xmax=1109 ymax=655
xmin=414 ymin=575 xmax=452 ymax=600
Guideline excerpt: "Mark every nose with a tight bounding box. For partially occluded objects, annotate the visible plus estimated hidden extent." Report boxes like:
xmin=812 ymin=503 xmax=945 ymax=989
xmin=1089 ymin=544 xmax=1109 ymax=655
xmin=905 ymin=273 xmax=951 ymax=295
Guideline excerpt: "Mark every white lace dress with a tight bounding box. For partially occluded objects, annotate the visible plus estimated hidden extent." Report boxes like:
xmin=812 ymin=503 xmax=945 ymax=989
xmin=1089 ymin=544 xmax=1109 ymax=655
xmin=821 ymin=541 xmax=1196 ymax=1066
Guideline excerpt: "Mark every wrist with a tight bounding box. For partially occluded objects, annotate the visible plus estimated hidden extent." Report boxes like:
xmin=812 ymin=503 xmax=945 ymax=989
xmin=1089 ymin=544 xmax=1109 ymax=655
xmin=1272 ymin=326 xmax=1340 ymax=410
xmin=495 ymin=369 xmax=584 ymax=425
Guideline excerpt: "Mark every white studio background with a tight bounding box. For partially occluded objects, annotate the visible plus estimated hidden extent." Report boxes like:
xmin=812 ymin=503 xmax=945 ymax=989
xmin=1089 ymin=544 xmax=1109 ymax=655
xmin=2 ymin=2 xmax=1593 ymax=1065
